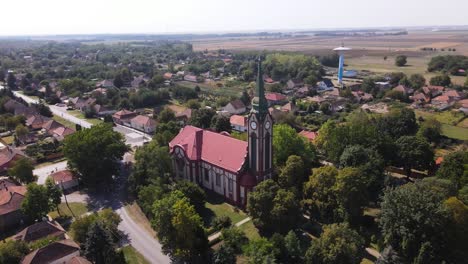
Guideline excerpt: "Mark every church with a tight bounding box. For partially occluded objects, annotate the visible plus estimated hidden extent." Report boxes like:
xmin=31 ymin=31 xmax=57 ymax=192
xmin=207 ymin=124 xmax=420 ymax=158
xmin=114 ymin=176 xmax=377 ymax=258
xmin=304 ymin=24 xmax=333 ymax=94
xmin=169 ymin=59 xmax=273 ymax=207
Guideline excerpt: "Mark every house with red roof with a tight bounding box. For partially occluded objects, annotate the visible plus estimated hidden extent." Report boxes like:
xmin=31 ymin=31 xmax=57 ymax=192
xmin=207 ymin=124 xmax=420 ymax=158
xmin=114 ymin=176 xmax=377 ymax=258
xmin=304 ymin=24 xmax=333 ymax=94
xmin=431 ymin=95 xmax=455 ymax=110
xmin=175 ymin=109 xmax=193 ymax=125
xmin=169 ymin=60 xmax=273 ymax=207
xmin=21 ymin=239 xmax=81 ymax=264
xmin=14 ymin=220 xmax=66 ymax=243
xmin=112 ymin=109 xmax=138 ymax=126
xmin=0 ymin=144 xmax=28 ymax=173
xmin=50 ymin=170 xmax=78 ymax=191
xmin=130 ymin=115 xmax=156 ymax=133
xmin=230 ymin=115 xmax=247 ymax=132
xmin=0 ymin=178 xmax=27 ymax=232
xmin=265 ymin=92 xmax=287 ymax=106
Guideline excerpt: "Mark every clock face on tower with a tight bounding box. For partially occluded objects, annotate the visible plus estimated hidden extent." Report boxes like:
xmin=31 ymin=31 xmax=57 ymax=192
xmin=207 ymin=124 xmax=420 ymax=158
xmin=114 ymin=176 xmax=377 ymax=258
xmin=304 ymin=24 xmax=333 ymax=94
xmin=250 ymin=121 xmax=257 ymax=129
xmin=265 ymin=121 xmax=271 ymax=129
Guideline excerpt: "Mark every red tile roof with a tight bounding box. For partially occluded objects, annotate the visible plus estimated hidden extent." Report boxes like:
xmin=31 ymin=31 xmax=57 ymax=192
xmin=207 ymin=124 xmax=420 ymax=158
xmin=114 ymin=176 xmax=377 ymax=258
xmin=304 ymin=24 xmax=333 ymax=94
xmin=227 ymin=99 xmax=246 ymax=110
xmin=131 ymin=115 xmax=155 ymax=127
xmin=299 ymin=130 xmax=318 ymax=142
xmin=50 ymin=170 xmax=76 ymax=184
xmin=230 ymin=115 xmax=246 ymax=127
xmin=14 ymin=220 xmax=66 ymax=243
xmin=265 ymin=92 xmax=286 ymax=101
xmin=0 ymin=178 xmax=27 ymax=215
xmin=52 ymin=126 xmax=75 ymax=138
xmin=169 ymin=126 xmax=247 ymax=172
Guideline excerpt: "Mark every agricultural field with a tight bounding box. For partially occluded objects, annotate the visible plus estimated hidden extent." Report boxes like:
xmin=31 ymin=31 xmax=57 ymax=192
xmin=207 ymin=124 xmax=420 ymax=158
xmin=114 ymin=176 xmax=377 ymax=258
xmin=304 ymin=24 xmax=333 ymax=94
xmin=414 ymin=110 xmax=468 ymax=140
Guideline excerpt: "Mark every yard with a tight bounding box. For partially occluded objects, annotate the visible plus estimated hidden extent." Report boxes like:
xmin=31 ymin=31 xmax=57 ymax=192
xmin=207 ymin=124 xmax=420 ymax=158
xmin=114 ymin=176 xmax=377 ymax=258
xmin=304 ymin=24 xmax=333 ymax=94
xmin=48 ymin=202 xmax=89 ymax=219
xmin=52 ymin=115 xmax=77 ymax=129
xmin=203 ymin=193 xmax=247 ymax=225
xmin=121 ymin=246 xmax=149 ymax=264
xmin=66 ymin=109 xmax=103 ymax=125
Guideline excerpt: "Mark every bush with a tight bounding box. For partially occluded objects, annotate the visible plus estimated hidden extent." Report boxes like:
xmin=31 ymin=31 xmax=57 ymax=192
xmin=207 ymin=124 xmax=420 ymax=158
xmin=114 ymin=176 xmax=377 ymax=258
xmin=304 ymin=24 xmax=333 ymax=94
xmin=395 ymin=55 xmax=407 ymax=67
xmin=212 ymin=216 xmax=232 ymax=230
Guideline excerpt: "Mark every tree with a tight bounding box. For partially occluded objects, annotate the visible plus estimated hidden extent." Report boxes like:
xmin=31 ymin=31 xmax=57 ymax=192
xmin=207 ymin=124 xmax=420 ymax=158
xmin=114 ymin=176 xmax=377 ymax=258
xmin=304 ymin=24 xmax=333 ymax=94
xmin=15 ymin=124 xmax=29 ymax=138
xmin=158 ymin=107 xmax=176 ymax=123
xmin=305 ymin=223 xmax=364 ymax=264
xmin=152 ymin=190 xmax=208 ymax=262
xmin=189 ymin=108 xmax=215 ymax=129
xmin=84 ymin=221 xmax=118 ymax=264
xmin=243 ymin=238 xmax=278 ymax=264
xmin=395 ymin=136 xmax=434 ymax=177
xmin=45 ymin=177 xmax=62 ymax=215
xmin=113 ymin=74 xmax=124 ymax=88
xmin=376 ymin=108 xmax=418 ymax=140
xmin=213 ymin=245 xmax=236 ymax=264
xmin=63 ymin=124 xmax=129 ymax=189
xmin=8 ymin=158 xmax=35 ymax=184
xmin=361 ymin=77 xmax=378 ymax=96
xmin=185 ymin=99 xmax=201 ymax=109
xmin=129 ymin=140 xmax=171 ymax=191
xmin=278 ymin=155 xmax=306 ymax=194
xmin=247 ymin=179 xmax=301 ymax=234
xmin=443 ymin=197 xmax=468 ymax=263
xmin=284 ymin=231 xmax=304 ymax=263
xmin=380 ymin=182 xmax=450 ymax=262
xmin=465 ymin=75 xmax=468 ymax=87
xmin=436 ymin=150 xmax=468 ymax=189
xmin=240 ymin=89 xmax=251 ymax=106
xmin=409 ymin=74 xmax=426 ymax=89
xmin=211 ymin=114 xmax=231 ymax=133
xmin=34 ymin=103 xmax=53 ymax=117
xmin=70 ymin=209 xmax=121 ymax=244
xmin=174 ymin=180 xmax=206 ymax=213
xmin=417 ymin=118 xmax=441 ymax=143
xmin=395 ymin=55 xmax=407 ymax=67
xmin=7 ymin=73 xmax=16 ymax=89
xmin=430 ymin=74 xmax=451 ymax=87
xmin=21 ymin=183 xmax=51 ymax=222
xmin=0 ymin=240 xmax=29 ymax=264
xmin=273 ymin=124 xmax=317 ymax=168
xmin=221 ymin=227 xmax=248 ymax=254
xmin=303 ymin=166 xmax=339 ymax=222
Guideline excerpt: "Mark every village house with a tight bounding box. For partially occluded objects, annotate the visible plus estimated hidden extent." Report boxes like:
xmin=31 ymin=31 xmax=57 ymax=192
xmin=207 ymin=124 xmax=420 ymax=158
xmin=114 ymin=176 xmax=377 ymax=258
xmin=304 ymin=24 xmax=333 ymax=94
xmin=95 ymin=79 xmax=115 ymax=88
xmin=112 ymin=109 xmax=138 ymax=126
xmin=0 ymin=178 xmax=26 ymax=232
xmin=423 ymin=85 xmax=445 ymax=98
xmin=163 ymin=72 xmax=173 ymax=80
xmin=263 ymin=75 xmax=274 ymax=84
xmin=230 ymin=115 xmax=247 ymax=132
xmin=175 ymin=109 xmax=193 ymax=125
xmin=286 ymin=79 xmax=304 ymax=90
xmin=93 ymin=104 xmax=116 ymax=117
xmin=280 ymin=102 xmax=297 ymax=113
xmin=431 ymin=95 xmax=455 ymax=110
xmin=51 ymin=126 xmax=75 ymax=141
xmin=0 ymin=143 xmax=28 ymax=173
xmin=13 ymin=220 xmax=67 ymax=243
xmin=131 ymin=75 xmax=148 ymax=88
xmin=265 ymin=92 xmax=287 ymax=106
xmin=317 ymin=78 xmax=335 ymax=92
xmin=352 ymin=91 xmax=374 ymax=103
xmin=26 ymin=114 xmax=50 ymax=130
xmin=21 ymin=239 xmax=81 ymax=264
xmin=223 ymin=99 xmax=247 ymax=115
xmin=130 ymin=115 xmax=156 ymax=133
xmin=50 ymin=170 xmax=78 ymax=192
xmin=295 ymin=86 xmax=311 ymax=98
xmin=457 ymin=99 xmax=468 ymax=114
xmin=411 ymin=92 xmax=431 ymax=105
xmin=169 ymin=60 xmax=273 ymax=207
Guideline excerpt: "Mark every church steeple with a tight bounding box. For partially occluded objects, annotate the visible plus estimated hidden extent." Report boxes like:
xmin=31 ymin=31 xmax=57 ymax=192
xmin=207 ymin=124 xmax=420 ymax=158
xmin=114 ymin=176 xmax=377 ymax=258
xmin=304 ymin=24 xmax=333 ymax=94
xmin=251 ymin=57 xmax=268 ymax=115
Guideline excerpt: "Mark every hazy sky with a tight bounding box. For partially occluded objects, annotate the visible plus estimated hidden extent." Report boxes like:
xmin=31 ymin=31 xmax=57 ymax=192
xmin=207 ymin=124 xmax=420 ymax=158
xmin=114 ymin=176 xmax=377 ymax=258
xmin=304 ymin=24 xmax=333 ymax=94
xmin=2 ymin=0 xmax=467 ymax=35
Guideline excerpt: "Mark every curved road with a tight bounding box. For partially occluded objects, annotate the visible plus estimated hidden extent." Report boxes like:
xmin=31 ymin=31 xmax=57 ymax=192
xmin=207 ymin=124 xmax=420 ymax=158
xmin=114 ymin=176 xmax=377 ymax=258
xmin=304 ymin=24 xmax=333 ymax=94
xmin=18 ymin=91 xmax=168 ymax=263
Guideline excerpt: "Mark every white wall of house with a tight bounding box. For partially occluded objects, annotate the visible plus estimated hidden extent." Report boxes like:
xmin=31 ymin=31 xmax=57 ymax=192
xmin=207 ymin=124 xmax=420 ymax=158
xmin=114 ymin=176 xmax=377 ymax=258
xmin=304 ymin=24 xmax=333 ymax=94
xmin=130 ymin=120 xmax=155 ymax=133
xmin=231 ymin=124 xmax=247 ymax=132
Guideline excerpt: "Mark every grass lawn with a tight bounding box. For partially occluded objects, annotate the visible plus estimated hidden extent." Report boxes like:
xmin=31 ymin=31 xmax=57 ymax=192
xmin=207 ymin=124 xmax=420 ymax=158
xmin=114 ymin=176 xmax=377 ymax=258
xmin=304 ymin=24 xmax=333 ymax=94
xmin=121 ymin=246 xmax=150 ymax=264
xmin=237 ymin=220 xmax=260 ymax=241
xmin=67 ymin=110 xmax=103 ymax=125
xmin=49 ymin=202 xmax=88 ymax=219
xmin=52 ymin=114 xmax=77 ymax=129
xmin=1 ymin=135 xmax=14 ymax=145
xmin=203 ymin=193 xmax=247 ymax=226
xmin=441 ymin=124 xmax=468 ymax=141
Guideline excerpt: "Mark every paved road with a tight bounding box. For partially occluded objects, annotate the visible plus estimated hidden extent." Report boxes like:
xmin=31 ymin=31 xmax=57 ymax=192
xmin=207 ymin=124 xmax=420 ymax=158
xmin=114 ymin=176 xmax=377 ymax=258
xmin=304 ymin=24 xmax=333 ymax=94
xmin=34 ymin=160 xmax=68 ymax=184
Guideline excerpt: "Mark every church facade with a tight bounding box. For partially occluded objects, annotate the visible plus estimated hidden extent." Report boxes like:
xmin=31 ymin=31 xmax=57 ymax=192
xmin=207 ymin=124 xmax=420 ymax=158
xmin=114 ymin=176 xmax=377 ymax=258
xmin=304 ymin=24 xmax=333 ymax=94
xmin=169 ymin=59 xmax=273 ymax=207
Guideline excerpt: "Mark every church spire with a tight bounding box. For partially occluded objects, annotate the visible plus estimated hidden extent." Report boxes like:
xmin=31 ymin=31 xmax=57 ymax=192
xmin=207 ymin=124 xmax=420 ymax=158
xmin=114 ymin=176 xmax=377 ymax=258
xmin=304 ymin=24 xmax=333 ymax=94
xmin=252 ymin=57 xmax=268 ymax=114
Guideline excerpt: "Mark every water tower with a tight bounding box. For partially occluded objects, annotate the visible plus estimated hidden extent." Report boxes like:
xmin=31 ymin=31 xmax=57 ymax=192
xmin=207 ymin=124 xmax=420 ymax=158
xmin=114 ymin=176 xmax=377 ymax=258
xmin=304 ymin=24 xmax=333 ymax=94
xmin=333 ymin=44 xmax=352 ymax=86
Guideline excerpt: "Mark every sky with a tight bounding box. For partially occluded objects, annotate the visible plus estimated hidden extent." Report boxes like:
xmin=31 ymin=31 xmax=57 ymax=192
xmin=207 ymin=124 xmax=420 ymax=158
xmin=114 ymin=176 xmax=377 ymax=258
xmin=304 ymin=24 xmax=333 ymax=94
xmin=2 ymin=0 xmax=467 ymax=35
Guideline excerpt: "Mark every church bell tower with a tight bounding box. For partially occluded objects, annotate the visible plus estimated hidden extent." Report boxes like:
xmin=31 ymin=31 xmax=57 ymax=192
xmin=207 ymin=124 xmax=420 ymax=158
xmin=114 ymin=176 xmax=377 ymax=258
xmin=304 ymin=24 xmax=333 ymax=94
xmin=247 ymin=58 xmax=273 ymax=182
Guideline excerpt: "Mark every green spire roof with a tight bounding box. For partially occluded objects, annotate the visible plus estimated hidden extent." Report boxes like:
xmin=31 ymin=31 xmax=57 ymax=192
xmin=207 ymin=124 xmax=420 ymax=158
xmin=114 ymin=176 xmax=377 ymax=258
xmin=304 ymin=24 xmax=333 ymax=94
xmin=252 ymin=57 xmax=268 ymax=114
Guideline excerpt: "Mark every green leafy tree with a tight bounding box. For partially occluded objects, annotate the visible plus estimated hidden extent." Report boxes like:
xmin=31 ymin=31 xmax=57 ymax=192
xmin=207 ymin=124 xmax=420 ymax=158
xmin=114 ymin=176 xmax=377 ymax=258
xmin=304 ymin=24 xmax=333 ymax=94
xmin=376 ymin=108 xmax=418 ymax=140
xmin=247 ymin=179 xmax=301 ymax=234
xmin=152 ymin=190 xmax=208 ymax=262
xmin=189 ymin=108 xmax=215 ymax=129
xmin=173 ymin=180 xmax=206 ymax=213
xmin=113 ymin=74 xmax=124 ymax=88
xmin=395 ymin=55 xmax=407 ymax=67
xmin=6 ymin=73 xmax=16 ymax=89
xmin=430 ymin=74 xmax=451 ymax=86
xmin=303 ymin=166 xmax=339 ymax=222
xmin=84 ymin=221 xmax=118 ymax=264
xmin=211 ymin=114 xmax=231 ymax=133
xmin=409 ymin=73 xmax=426 ymax=89
xmin=443 ymin=197 xmax=468 ymax=263
xmin=213 ymin=245 xmax=236 ymax=264
xmin=129 ymin=140 xmax=171 ymax=191
xmin=221 ymin=227 xmax=248 ymax=254
xmin=63 ymin=124 xmax=129 ymax=189
xmin=0 ymin=240 xmax=29 ymax=264
xmin=417 ymin=118 xmax=442 ymax=143
xmin=45 ymin=177 xmax=62 ymax=215
xmin=395 ymin=136 xmax=434 ymax=177
xmin=305 ymin=223 xmax=364 ymax=264
xmin=380 ymin=182 xmax=450 ymax=262
xmin=15 ymin=124 xmax=29 ymax=138
xmin=458 ymin=185 xmax=468 ymax=204
xmin=21 ymin=183 xmax=51 ymax=222
xmin=243 ymin=238 xmax=278 ymax=264
xmin=70 ymin=209 xmax=121 ymax=244
xmin=240 ymin=89 xmax=251 ymax=106
xmin=278 ymin=155 xmax=306 ymax=194
xmin=284 ymin=231 xmax=304 ymax=263
xmin=436 ymin=150 xmax=468 ymax=189
xmin=273 ymin=124 xmax=317 ymax=168
xmin=8 ymin=157 xmax=35 ymax=184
